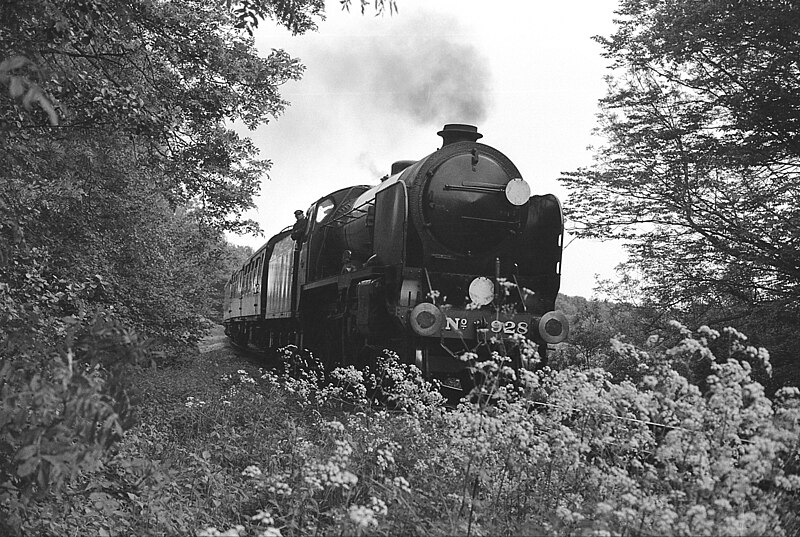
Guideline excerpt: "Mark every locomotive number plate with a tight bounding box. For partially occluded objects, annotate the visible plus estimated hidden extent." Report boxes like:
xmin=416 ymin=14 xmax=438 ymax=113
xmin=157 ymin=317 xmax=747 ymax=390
xmin=490 ymin=320 xmax=529 ymax=335
xmin=443 ymin=317 xmax=530 ymax=336
xmin=444 ymin=317 xmax=470 ymax=331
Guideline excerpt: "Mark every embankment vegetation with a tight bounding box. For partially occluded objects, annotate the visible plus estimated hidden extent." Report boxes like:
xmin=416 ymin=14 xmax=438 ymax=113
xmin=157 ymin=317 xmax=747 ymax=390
xmin=6 ymin=328 xmax=800 ymax=536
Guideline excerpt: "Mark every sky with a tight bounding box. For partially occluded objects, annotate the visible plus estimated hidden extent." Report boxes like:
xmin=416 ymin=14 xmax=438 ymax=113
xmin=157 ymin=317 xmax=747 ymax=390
xmin=230 ymin=0 xmax=626 ymax=298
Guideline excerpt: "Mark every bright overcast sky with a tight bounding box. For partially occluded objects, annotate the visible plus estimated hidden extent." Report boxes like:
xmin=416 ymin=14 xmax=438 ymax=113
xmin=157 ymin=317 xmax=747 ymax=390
xmin=231 ymin=0 xmax=625 ymax=299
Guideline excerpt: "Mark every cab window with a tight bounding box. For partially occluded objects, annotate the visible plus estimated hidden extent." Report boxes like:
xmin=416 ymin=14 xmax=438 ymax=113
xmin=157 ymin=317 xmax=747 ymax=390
xmin=316 ymin=198 xmax=335 ymax=223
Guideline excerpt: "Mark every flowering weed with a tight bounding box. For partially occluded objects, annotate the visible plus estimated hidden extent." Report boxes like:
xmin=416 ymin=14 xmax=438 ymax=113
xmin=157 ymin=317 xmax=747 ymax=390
xmin=12 ymin=326 xmax=797 ymax=536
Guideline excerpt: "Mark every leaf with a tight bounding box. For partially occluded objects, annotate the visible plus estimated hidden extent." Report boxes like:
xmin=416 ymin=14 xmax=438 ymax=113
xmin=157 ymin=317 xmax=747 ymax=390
xmin=36 ymin=463 xmax=49 ymax=489
xmin=13 ymin=444 xmax=39 ymax=463
xmin=21 ymin=85 xmax=38 ymax=109
xmin=12 ymin=460 xmax=41 ymax=493
xmin=8 ymin=76 xmax=25 ymax=99
xmin=22 ymin=86 xmax=60 ymax=126
xmin=0 ymin=55 xmax=32 ymax=74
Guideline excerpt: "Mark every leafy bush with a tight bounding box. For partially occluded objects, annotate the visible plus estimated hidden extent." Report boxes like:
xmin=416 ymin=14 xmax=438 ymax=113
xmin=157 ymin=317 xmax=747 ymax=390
xmin=0 ymin=308 xmax=149 ymax=536
xmin=0 ymin=238 xmax=151 ymax=535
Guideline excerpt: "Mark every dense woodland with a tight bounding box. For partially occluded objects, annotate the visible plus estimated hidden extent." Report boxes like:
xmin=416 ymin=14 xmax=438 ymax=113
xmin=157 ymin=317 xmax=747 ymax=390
xmin=1 ymin=0 xmax=799 ymax=535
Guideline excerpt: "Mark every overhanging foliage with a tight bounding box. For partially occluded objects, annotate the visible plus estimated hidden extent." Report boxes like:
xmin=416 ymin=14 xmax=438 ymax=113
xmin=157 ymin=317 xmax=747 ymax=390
xmin=561 ymin=0 xmax=800 ymax=310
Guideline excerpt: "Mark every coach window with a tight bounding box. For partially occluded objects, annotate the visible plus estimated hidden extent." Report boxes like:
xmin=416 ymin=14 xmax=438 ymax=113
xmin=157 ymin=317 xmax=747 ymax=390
xmin=316 ymin=198 xmax=335 ymax=223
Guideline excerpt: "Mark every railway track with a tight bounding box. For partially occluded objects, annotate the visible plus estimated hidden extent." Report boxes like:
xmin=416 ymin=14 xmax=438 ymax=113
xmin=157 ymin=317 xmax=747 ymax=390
xmin=197 ymin=324 xmax=275 ymax=368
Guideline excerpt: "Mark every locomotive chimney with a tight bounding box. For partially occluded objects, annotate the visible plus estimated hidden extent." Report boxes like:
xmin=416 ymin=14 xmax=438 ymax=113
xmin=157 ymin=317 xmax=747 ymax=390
xmin=437 ymin=124 xmax=483 ymax=147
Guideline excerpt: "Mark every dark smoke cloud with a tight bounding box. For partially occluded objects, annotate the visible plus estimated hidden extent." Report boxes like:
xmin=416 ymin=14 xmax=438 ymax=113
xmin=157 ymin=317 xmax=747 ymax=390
xmin=312 ymin=12 xmax=492 ymax=126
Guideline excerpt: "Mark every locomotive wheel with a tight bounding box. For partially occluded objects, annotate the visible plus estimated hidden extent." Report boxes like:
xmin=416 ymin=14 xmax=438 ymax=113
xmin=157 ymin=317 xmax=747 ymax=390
xmin=412 ymin=342 xmax=473 ymax=406
xmin=232 ymin=326 xmax=248 ymax=348
xmin=340 ymin=314 xmax=368 ymax=368
xmin=538 ymin=343 xmax=549 ymax=368
xmin=321 ymin=317 xmax=344 ymax=371
xmin=412 ymin=342 xmax=429 ymax=377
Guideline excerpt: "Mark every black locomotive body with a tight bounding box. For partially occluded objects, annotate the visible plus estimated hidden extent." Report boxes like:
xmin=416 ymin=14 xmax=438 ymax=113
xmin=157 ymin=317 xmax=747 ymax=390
xmin=223 ymin=124 xmax=568 ymax=387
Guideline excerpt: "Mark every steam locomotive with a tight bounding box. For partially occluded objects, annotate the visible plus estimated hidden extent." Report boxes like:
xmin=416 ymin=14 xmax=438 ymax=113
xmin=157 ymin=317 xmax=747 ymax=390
xmin=223 ymin=124 xmax=568 ymax=389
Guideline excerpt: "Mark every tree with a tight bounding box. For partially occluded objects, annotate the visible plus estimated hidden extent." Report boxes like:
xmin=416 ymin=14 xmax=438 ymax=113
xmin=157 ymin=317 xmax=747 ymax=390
xmin=3 ymin=0 xmax=312 ymax=230
xmin=0 ymin=1 xmax=328 ymax=532
xmin=561 ymin=1 xmax=800 ymax=353
xmin=555 ymin=292 xmax=665 ymax=381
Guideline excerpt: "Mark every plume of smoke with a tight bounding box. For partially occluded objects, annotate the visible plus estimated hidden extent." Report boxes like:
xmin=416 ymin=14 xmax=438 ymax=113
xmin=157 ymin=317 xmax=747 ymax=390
xmin=379 ymin=37 xmax=491 ymax=125
xmin=314 ymin=12 xmax=492 ymax=126
xmin=356 ymin=151 xmax=385 ymax=178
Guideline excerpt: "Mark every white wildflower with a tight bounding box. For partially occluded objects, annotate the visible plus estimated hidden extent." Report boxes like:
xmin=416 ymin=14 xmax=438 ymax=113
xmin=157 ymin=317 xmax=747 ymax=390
xmin=369 ymin=496 xmax=388 ymax=516
xmin=392 ymin=476 xmax=412 ymax=493
xmin=251 ymin=509 xmax=274 ymax=525
xmin=349 ymin=505 xmax=378 ymax=528
xmin=242 ymin=465 xmax=262 ymax=478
